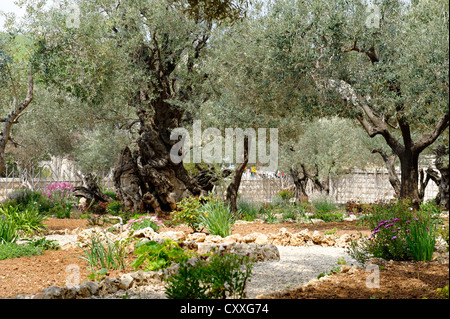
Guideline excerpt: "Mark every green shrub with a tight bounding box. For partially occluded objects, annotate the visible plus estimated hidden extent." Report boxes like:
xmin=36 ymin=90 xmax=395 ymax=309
xmin=165 ymin=249 xmax=253 ymax=299
xmin=311 ymin=196 xmax=337 ymax=214
xmin=281 ymin=206 xmax=300 ymax=220
xmin=0 ymin=205 xmax=47 ymax=237
xmin=277 ymin=189 xmax=294 ymax=201
xmin=199 ymin=200 xmax=235 ymax=238
xmin=126 ymin=215 xmax=163 ymax=232
xmin=311 ymin=210 xmax=344 ymax=222
xmin=106 ymin=200 xmax=124 ymax=216
xmin=0 ymin=242 xmax=44 ymax=260
xmin=361 ymin=198 xmax=416 ymax=230
xmin=350 ymin=207 xmax=439 ymax=262
xmin=172 ymin=194 xmax=213 ymax=232
xmin=237 ymin=200 xmax=260 ymax=221
xmin=130 ymin=240 xmax=192 ymax=271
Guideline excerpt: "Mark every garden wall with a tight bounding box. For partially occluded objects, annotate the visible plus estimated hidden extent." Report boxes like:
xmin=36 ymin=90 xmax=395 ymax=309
xmin=1 ymin=165 xmax=439 ymax=205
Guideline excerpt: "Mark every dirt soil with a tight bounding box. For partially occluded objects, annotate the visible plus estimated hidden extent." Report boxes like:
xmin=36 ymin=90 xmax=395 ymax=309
xmin=0 ymin=218 xmax=448 ymax=299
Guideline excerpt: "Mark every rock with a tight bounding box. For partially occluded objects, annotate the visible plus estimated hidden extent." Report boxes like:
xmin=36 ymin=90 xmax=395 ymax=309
xmin=42 ymin=286 xmax=63 ymax=299
xmin=132 ymin=227 xmax=157 ymax=240
xmin=310 ymin=218 xmax=325 ymax=224
xmin=222 ymin=234 xmax=243 ymax=243
xmin=78 ymin=282 xmax=96 ymax=298
xmin=254 ymin=233 xmax=269 ymax=245
xmin=119 ymin=274 xmax=134 ymax=290
xmin=98 ymin=278 xmax=121 ymax=296
xmin=335 ymin=234 xmax=352 ymax=248
xmin=311 ymin=231 xmax=322 ymax=243
xmin=204 ymin=235 xmax=223 ymax=243
xmin=156 ymin=231 xmax=186 ymax=242
xmin=197 ymin=243 xmax=215 ymax=255
xmin=186 ymin=233 xmax=207 ymax=242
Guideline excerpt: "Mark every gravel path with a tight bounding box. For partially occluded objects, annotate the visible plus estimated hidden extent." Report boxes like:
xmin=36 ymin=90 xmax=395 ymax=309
xmin=89 ymin=245 xmax=357 ymax=299
xmin=246 ymin=245 xmax=357 ymax=298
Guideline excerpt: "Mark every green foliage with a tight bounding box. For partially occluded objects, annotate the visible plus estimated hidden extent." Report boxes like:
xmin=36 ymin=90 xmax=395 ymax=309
xmin=165 ymin=249 xmax=253 ymax=299
xmin=0 ymin=215 xmax=19 ymax=244
xmin=0 ymin=204 xmax=47 ymax=237
xmin=0 ymin=242 xmax=44 ymax=260
xmin=172 ymin=194 xmax=213 ymax=232
xmin=87 ymin=268 xmax=109 ymax=282
xmin=348 ymin=203 xmax=440 ymax=262
xmin=405 ymin=214 xmax=437 ymax=262
xmin=106 ymin=200 xmax=124 ymax=216
xmin=199 ymin=199 xmax=235 ymax=238
xmin=126 ymin=215 xmax=163 ymax=232
xmin=78 ymin=234 xmax=127 ymax=271
xmin=277 ymin=189 xmax=294 ymax=201
xmin=103 ymin=190 xmax=117 ymax=200
xmin=436 ymin=285 xmax=449 ymax=299
xmin=22 ymin=237 xmax=60 ymax=251
xmin=311 ymin=210 xmax=344 ymax=223
xmin=360 ymin=198 xmax=415 ymax=231
xmin=311 ymin=196 xmax=337 ymax=215
xmin=236 ymin=200 xmax=260 ymax=221
xmin=130 ymin=240 xmax=192 ymax=272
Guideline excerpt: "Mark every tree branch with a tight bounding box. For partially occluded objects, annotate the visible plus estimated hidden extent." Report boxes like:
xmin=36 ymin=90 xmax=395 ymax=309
xmin=413 ymin=112 xmax=450 ymax=154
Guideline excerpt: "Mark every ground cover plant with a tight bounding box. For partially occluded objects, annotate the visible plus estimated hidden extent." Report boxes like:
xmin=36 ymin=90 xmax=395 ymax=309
xmin=130 ymin=239 xmax=193 ymax=272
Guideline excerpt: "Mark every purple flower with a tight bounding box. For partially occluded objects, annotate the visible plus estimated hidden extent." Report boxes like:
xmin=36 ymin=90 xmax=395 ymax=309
xmin=391 ymin=236 xmax=397 ymax=240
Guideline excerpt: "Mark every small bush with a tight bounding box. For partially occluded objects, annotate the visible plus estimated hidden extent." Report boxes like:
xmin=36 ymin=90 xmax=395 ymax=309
xmin=126 ymin=215 xmax=163 ymax=232
xmin=277 ymin=189 xmax=294 ymax=201
xmin=0 ymin=205 xmax=47 ymax=237
xmin=311 ymin=210 xmax=344 ymax=222
xmin=199 ymin=200 xmax=235 ymax=238
xmin=165 ymin=249 xmax=253 ymax=299
xmin=311 ymin=196 xmax=337 ymax=214
xmin=106 ymin=201 xmax=124 ymax=216
xmin=237 ymin=200 xmax=260 ymax=221
xmin=172 ymin=194 xmax=213 ymax=232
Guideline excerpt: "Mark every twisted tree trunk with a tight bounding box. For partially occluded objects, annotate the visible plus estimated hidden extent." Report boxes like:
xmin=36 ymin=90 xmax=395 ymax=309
xmin=225 ymin=137 xmax=249 ymax=214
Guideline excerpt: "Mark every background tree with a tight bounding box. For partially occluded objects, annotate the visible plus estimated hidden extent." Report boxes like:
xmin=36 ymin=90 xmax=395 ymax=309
xmin=0 ymin=33 xmax=34 ymax=175
xmin=218 ymin=0 xmax=448 ymax=205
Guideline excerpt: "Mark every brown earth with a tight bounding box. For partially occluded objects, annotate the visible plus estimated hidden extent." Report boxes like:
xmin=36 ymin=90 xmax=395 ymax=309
xmin=0 ymin=217 xmax=448 ymax=299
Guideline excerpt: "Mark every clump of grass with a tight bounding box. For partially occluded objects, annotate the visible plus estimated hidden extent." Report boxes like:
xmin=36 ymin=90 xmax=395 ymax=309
xmin=311 ymin=196 xmax=337 ymax=214
xmin=78 ymin=234 xmax=127 ymax=271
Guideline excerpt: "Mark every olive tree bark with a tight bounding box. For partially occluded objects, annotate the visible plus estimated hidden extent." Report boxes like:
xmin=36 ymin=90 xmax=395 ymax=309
xmin=290 ymin=166 xmax=309 ymax=202
xmin=0 ymin=74 xmax=34 ymax=176
xmin=112 ymin=21 xmax=214 ymax=215
xmin=422 ymin=145 xmax=449 ymax=210
xmin=225 ymin=137 xmax=249 ymax=214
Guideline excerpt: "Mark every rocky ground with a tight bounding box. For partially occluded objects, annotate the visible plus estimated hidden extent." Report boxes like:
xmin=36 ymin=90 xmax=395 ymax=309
xmin=0 ymin=217 xmax=448 ymax=299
